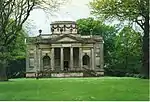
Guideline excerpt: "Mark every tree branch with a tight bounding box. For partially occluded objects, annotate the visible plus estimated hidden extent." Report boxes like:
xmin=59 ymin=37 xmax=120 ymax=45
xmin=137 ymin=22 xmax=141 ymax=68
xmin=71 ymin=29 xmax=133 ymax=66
xmin=135 ymin=18 xmax=144 ymax=30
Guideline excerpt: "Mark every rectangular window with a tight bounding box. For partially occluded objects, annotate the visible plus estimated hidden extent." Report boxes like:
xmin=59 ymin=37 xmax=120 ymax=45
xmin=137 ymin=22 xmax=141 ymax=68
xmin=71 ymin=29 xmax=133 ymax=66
xmin=96 ymin=57 xmax=100 ymax=65
xmin=29 ymin=57 xmax=34 ymax=68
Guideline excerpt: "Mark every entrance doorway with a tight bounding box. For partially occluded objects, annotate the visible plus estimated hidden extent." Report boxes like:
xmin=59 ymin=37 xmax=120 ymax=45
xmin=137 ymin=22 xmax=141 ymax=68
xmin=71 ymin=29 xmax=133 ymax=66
xmin=83 ymin=54 xmax=90 ymax=68
xmin=64 ymin=61 xmax=69 ymax=71
xmin=43 ymin=55 xmax=51 ymax=70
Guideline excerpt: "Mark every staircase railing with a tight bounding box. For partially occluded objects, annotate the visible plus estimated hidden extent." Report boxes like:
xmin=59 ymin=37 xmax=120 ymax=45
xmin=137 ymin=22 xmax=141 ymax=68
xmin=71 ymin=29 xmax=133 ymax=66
xmin=36 ymin=68 xmax=52 ymax=79
xmin=82 ymin=65 xmax=98 ymax=77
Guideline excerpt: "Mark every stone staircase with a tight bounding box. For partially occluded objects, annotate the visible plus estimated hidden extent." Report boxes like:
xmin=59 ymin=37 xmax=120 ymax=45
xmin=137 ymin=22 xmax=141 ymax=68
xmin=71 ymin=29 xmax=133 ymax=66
xmin=34 ymin=66 xmax=102 ymax=78
xmin=82 ymin=66 xmax=100 ymax=77
xmin=36 ymin=68 xmax=51 ymax=78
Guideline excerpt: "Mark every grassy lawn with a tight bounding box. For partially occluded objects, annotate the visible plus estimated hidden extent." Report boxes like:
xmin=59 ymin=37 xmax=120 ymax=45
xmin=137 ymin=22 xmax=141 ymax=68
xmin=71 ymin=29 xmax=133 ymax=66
xmin=0 ymin=77 xmax=149 ymax=101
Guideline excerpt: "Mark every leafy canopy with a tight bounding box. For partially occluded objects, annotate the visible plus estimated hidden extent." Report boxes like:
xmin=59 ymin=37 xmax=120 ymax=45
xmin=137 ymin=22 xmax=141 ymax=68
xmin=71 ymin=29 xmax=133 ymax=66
xmin=90 ymin=0 xmax=149 ymax=29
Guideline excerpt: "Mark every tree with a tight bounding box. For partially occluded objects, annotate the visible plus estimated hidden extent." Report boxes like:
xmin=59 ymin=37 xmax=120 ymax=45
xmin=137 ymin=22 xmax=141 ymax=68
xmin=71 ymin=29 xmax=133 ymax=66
xmin=77 ymin=17 xmax=117 ymax=72
xmin=109 ymin=26 xmax=142 ymax=76
xmin=90 ymin=0 xmax=149 ymax=78
xmin=10 ymin=29 xmax=27 ymax=59
xmin=7 ymin=29 xmax=27 ymax=78
xmin=0 ymin=0 xmax=66 ymax=81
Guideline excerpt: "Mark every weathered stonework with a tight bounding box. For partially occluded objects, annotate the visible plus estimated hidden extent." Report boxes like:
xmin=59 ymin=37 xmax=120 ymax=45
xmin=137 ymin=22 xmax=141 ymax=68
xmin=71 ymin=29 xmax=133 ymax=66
xmin=26 ymin=21 xmax=104 ymax=77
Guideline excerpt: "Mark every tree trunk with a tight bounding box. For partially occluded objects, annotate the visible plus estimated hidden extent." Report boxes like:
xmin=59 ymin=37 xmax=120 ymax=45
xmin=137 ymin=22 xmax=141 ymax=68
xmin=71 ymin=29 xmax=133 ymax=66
xmin=0 ymin=59 xmax=8 ymax=81
xmin=142 ymin=15 xmax=149 ymax=78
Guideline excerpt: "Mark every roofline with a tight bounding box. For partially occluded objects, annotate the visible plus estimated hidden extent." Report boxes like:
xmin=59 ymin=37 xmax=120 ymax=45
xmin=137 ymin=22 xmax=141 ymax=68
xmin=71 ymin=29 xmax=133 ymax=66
xmin=50 ymin=21 xmax=76 ymax=25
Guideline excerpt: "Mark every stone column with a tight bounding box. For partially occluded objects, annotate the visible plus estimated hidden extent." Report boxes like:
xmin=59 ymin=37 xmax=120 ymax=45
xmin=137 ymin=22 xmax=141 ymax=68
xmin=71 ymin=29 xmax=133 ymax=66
xmin=79 ymin=47 xmax=83 ymax=70
xmin=51 ymin=48 xmax=54 ymax=71
xmin=60 ymin=47 xmax=64 ymax=71
xmin=38 ymin=49 xmax=41 ymax=71
xmin=94 ymin=46 xmax=96 ymax=70
xmin=100 ymin=43 xmax=104 ymax=69
xmin=40 ymin=49 xmax=43 ymax=71
xmin=26 ymin=45 xmax=29 ymax=72
xmin=91 ymin=47 xmax=95 ymax=70
xmin=34 ymin=46 xmax=38 ymax=72
xmin=70 ymin=47 xmax=73 ymax=70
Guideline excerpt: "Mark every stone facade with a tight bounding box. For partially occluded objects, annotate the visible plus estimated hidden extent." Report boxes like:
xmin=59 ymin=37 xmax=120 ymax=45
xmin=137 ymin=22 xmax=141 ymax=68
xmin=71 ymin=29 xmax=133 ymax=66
xmin=26 ymin=21 xmax=104 ymax=77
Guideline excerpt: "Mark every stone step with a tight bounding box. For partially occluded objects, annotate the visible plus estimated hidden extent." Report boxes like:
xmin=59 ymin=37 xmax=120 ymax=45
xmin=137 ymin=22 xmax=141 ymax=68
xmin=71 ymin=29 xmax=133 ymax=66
xmin=51 ymin=72 xmax=83 ymax=77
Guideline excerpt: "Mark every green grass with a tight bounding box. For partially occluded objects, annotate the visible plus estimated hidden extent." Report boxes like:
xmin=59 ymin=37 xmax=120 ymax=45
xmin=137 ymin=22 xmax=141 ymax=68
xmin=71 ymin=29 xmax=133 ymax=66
xmin=0 ymin=77 xmax=149 ymax=101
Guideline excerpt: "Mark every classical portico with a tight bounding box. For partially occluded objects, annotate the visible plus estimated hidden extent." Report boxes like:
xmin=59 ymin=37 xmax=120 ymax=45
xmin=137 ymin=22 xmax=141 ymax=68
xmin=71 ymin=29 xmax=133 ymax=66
xmin=26 ymin=21 xmax=104 ymax=77
xmin=50 ymin=47 xmax=79 ymax=71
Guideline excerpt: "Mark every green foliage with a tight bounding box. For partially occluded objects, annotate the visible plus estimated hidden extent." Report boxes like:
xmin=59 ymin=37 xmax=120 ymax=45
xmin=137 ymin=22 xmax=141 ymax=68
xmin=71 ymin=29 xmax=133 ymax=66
xmin=77 ymin=18 xmax=142 ymax=76
xmin=77 ymin=17 xmax=116 ymax=35
xmin=9 ymin=30 xmax=27 ymax=59
xmin=0 ymin=28 xmax=27 ymax=59
xmin=106 ymin=26 xmax=142 ymax=76
xmin=6 ymin=30 xmax=27 ymax=78
xmin=90 ymin=0 xmax=148 ymax=23
xmin=89 ymin=0 xmax=149 ymax=78
xmin=0 ymin=28 xmax=27 ymax=79
xmin=7 ymin=58 xmax=26 ymax=78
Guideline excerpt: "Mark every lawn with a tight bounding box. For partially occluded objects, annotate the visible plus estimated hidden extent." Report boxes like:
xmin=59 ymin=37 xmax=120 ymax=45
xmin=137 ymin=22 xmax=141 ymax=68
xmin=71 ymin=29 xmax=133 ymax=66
xmin=0 ymin=77 xmax=149 ymax=101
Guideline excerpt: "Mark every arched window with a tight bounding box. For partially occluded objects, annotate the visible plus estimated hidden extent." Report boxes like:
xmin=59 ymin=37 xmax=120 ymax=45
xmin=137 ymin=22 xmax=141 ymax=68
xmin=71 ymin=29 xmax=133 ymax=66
xmin=82 ymin=54 xmax=90 ymax=67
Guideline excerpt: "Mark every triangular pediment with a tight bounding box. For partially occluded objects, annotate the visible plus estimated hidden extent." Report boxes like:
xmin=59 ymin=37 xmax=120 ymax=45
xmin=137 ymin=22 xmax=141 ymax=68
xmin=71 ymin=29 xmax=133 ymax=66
xmin=50 ymin=34 xmax=85 ymax=43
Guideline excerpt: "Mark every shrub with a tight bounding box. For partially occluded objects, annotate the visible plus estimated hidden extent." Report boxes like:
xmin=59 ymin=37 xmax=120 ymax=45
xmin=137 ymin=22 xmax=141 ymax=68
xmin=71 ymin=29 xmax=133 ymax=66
xmin=7 ymin=58 xmax=26 ymax=78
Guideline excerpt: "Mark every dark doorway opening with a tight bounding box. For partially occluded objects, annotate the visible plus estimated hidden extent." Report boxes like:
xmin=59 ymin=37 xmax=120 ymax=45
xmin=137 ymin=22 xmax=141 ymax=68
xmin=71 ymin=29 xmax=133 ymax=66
xmin=64 ymin=61 xmax=69 ymax=71
xmin=83 ymin=54 xmax=90 ymax=68
xmin=43 ymin=55 xmax=51 ymax=70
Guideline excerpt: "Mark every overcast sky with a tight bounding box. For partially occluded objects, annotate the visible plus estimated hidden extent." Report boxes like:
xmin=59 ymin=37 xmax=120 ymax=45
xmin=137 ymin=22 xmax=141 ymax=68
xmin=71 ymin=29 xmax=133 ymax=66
xmin=26 ymin=0 xmax=92 ymax=36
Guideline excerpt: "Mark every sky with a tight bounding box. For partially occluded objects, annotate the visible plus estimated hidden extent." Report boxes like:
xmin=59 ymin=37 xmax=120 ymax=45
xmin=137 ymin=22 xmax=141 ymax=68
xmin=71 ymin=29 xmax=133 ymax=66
xmin=26 ymin=0 xmax=93 ymax=36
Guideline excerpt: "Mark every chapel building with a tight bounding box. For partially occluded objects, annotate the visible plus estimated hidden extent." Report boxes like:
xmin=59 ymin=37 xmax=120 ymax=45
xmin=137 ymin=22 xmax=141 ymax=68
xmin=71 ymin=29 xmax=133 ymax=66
xmin=26 ymin=21 xmax=104 ymax=77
